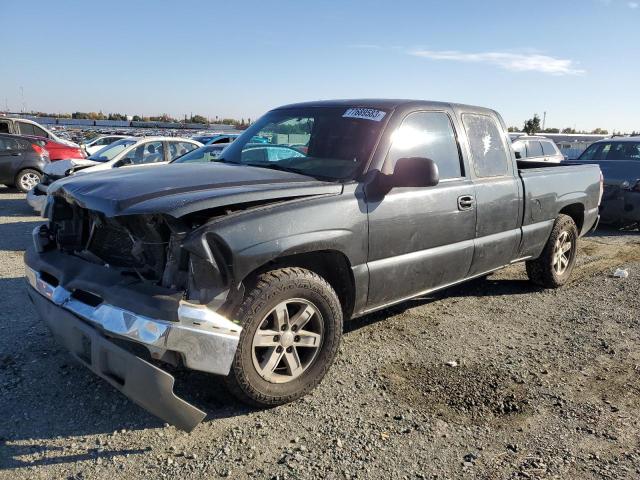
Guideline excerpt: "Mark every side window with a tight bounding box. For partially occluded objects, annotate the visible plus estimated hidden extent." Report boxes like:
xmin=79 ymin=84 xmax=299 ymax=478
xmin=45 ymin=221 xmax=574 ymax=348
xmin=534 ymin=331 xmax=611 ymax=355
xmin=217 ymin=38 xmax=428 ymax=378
xmin=579 ymin=143 xmax=603 ymax=160
xmin=607 ymin=142 xmax=640 ymax=161
xmin=242 ymin=147 xmax=268 ymax=163
xmin=542 ymin=141 xmax=558 ymax=156
xmin=0 ymin=137 xmax=20 ymax=150
xmin=0 ymin=122 xmax=9 ymax=134
xmin=462 ymin=114 xmax=509 ymax=177
xmin=167 ymin=142 xmax=195 ymax=161
xmin=180 ymin=142 xmax=198 ymax=155
xmin=387 ymin=111 xmax=463 ymax=180
xmin=32 ymin=125 xmax=49 ymax=138
xmin=122 ymin=141 xmax=164 ymax=164
xmin=17 ymin=122 xmax=36 ymax=136
xmin=526 ymin=141 xmax=543 ymax=157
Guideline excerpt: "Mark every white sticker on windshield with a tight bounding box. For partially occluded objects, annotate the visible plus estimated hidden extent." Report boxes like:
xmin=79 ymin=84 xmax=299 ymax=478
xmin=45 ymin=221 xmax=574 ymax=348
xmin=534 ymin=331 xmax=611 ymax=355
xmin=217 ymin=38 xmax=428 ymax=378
xmin=342 ymin=108 xmax=387 ymax=122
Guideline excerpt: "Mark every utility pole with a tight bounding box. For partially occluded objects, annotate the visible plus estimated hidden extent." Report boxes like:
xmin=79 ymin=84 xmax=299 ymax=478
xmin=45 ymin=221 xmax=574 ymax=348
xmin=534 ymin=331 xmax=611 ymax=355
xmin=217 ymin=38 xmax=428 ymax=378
xmin=542 ymin=111 xmax=547 ymax=131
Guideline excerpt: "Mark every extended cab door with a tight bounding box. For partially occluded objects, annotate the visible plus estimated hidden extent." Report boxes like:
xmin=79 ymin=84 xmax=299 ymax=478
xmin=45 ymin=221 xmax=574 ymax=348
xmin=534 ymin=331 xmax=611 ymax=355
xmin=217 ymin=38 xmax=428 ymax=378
xmin=459 ymin=112 xmax=522 ymax=275
xmin=365 ymin=110 xmax=476 ymax=308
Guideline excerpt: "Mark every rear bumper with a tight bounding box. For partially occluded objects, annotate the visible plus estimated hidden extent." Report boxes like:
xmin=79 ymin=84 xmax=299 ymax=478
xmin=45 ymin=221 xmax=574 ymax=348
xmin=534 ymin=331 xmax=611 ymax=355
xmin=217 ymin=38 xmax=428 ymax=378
xmin=27 ymin=287 xmax=206 ymax=431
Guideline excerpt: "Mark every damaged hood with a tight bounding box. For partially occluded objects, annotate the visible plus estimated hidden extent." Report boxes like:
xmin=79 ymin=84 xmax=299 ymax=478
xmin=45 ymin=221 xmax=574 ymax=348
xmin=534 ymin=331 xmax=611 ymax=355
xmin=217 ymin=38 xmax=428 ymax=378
xmin=44 ymin=158 xmax=101 ymax=177
xmin=48 ymin=162 xmax=343 ymax=217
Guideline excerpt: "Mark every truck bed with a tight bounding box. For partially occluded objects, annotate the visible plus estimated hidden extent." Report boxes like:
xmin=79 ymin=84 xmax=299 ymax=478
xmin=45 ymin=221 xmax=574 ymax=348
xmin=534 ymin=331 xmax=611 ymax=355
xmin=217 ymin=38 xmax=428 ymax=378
xmin=515 ymin=161 xmax=601 ymax=260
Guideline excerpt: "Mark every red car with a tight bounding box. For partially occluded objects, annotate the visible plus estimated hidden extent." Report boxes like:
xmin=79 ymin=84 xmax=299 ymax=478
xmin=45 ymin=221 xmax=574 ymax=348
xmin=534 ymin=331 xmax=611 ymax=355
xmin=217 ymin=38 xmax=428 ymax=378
xmin=25 ymin=136 xmax=85 ymax=161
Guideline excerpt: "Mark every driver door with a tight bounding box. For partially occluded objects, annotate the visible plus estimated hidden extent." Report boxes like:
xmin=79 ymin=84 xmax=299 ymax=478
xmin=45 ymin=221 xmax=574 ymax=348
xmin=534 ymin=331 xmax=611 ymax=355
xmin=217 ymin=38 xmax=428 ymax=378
xmin=366 ymin=110 xmax=476 ymax=309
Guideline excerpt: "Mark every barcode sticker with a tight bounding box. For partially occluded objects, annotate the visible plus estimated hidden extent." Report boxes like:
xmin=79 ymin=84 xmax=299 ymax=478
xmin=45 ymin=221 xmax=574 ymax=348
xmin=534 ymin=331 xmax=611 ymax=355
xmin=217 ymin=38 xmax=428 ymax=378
xmin=342 ymin=108 xmax=387 ymax=122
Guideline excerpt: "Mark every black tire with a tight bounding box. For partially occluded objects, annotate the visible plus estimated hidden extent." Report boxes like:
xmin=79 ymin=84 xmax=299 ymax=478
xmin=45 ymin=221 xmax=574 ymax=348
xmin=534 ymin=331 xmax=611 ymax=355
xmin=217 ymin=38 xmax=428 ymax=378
xmin=224 ymin=267 xmax=343 ymax=407
xmin=526 ymin=214 xmax=578 ymax=288
xmin=14 ymin=169 xmax=42 ymax=193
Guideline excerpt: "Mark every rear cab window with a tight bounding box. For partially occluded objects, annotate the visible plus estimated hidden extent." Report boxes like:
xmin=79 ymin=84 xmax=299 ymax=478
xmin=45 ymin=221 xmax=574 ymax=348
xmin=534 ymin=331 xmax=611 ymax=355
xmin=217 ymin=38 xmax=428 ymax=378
xmin=462 ymin=113 xmax=509 ymax=177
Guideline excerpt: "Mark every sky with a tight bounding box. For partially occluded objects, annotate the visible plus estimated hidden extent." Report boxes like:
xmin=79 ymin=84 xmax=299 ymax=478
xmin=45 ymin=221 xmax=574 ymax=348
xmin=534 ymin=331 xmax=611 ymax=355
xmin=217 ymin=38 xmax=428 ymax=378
xmin=1 ymin=0 xmax=639 ymax=132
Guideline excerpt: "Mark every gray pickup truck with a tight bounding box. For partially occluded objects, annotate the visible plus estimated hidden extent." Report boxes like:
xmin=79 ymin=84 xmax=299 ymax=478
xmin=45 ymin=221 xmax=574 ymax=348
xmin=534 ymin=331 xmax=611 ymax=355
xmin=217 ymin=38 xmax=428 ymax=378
xmin=25 ymin=100 xmax=602 ymax=430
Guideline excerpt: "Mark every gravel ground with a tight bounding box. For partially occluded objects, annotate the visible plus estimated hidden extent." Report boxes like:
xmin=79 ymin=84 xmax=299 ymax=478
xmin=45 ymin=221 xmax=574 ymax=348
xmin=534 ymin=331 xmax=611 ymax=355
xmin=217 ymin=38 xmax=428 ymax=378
xmin=1 ymin=187 xmax=639 ymax=479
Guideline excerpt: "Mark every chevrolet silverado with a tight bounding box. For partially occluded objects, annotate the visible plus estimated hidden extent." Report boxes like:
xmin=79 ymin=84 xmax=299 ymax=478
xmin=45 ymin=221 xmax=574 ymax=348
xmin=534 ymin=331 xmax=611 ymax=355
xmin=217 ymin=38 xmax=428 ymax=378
xmin=25 ymin=99 xmax=602 ymax=430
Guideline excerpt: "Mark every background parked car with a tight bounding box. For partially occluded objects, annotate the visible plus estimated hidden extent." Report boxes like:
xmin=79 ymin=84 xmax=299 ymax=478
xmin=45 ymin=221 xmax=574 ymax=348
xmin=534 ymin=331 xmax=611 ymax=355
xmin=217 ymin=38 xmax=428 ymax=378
xmin=191 ymin=133 xmax=238 ymax=144
xmin=195 ymin=134 xmax=270 ymax=145
xmin=82 ymin=135 xmax=128 ymax=155
xmin=0 ymin=117 xmax=79 ymax=147
xmin=240 ymin=144 xmax=306 ymax=162
xmin=23 ymin=135 xmax=86 ymax=161
xmin=27 ymin=136 xmax=202 ymax=212
xmin=512 ymin=136 xmax=564 ymax=163
xmin=171 ymin=144 xmax=227 ymax=163
xmin=572 ymin=137 xmax=640 ymax=228
xmin=0 ymin=133 xmax=50 ymax=192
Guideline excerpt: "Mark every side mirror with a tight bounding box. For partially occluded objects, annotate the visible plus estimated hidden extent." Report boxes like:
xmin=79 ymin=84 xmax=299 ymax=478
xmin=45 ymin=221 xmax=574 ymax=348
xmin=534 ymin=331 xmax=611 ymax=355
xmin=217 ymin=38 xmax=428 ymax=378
xmin=390 ymin=157 xmax=439 ymax=188
xmin=515 ymin=151 xmax=522 ymax=159
xmin=119 ymin=157 xmax=133 ymax=166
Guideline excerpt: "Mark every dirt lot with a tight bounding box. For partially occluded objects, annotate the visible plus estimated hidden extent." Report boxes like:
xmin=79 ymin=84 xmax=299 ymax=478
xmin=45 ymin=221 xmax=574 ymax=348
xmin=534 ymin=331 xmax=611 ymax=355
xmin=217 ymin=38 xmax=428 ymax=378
xmin=1 ymin=187 xmax=639 ymax=479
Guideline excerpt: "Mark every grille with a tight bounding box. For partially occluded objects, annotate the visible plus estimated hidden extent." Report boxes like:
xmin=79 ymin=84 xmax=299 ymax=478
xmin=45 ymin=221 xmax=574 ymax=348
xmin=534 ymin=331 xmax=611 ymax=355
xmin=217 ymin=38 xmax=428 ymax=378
xmin=88 ymin=218 xmax=141 ymax=268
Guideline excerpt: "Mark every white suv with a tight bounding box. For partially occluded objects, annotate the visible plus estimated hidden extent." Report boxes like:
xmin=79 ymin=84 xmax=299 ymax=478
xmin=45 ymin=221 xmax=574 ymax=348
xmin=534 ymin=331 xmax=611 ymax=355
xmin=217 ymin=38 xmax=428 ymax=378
xmin=512 ymin=136 xmax=564 ymax=163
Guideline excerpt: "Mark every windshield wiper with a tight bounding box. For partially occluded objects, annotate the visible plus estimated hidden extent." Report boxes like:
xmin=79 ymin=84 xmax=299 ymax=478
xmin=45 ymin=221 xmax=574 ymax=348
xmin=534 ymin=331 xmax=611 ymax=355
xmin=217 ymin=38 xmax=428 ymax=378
xmin=243 ymin=162 xmax=309 ymax=176
xmin=218 ymin=159 xmax=334 ymax=181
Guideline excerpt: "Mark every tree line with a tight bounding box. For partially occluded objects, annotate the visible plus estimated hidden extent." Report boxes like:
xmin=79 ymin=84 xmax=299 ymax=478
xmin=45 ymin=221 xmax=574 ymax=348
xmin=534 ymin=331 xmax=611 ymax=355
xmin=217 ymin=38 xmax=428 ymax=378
xmin=508 ymin=114 xmax=636 ymax=136
xmin=26 ymin=111 xmax=251 ymax=126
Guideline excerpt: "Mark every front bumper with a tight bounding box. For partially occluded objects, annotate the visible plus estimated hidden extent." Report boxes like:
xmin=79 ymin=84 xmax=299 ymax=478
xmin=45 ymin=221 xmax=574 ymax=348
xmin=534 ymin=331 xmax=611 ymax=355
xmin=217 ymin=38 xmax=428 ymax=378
xmin=25 ymin=246 xmax=242 ymax=430
xmin=26 ymin=185 xmax=47 ymax=215
xmin=25 ymin=263 xmax=241 ymax=376
xmin=27 ymin=287 xmax=206 ymax=431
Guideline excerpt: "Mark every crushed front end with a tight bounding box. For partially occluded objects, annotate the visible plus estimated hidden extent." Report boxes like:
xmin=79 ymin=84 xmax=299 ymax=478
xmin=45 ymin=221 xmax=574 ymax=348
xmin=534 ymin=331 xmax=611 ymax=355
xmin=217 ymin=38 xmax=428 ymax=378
xmin=24 ymin=195 xmax=241 ymax=431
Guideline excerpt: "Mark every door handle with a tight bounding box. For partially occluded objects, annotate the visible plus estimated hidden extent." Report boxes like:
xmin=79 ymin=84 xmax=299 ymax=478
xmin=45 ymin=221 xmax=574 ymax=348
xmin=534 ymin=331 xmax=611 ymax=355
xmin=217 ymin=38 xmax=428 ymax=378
xmin=457 ymin=195 xmax=475 ymax=211
xmin=11 ymin=152 xmax=21 ymax=156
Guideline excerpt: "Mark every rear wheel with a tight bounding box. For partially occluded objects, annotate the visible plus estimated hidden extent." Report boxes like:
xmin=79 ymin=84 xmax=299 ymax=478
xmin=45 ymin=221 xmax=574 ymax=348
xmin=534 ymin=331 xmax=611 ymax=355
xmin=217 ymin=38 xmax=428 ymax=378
xmin=15 ymin=169 xmax=42 ymax=193
xmin=526 ymin=214 xmax=578 ymax=288
xmin=224 ymin=267 xmax=343 ymax=406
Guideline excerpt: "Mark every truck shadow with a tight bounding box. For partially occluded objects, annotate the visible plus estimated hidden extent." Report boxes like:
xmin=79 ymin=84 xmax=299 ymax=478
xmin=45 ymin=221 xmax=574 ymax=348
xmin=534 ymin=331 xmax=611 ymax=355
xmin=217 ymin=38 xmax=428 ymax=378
xmin=345 ymin=276 xmax=540 ymax=334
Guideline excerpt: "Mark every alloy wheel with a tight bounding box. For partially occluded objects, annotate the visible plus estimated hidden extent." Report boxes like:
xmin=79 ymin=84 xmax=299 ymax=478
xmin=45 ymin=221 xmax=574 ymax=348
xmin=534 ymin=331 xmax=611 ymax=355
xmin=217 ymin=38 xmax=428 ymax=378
xmin=251 ymin=298 xmax=324 ymax=384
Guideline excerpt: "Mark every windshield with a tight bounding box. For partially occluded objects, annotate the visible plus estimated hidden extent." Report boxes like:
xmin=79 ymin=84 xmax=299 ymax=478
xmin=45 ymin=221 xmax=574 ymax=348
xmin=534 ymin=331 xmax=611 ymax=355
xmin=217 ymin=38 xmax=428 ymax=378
xmin=89 ymin=138 xmax=136 ymax=162
xmin=172 ymin=145 xmax=226 ymax=163
xmin=219 ymin=107 xmax=388 ymax=180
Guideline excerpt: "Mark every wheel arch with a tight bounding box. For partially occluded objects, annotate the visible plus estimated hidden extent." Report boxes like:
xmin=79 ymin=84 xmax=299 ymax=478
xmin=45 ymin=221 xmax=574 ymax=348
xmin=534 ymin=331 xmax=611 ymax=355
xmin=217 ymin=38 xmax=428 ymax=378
xmin=559 ymin=203 xmax=585 ymax=232
xmin=242 ymin=249 xmax=356 ymax=320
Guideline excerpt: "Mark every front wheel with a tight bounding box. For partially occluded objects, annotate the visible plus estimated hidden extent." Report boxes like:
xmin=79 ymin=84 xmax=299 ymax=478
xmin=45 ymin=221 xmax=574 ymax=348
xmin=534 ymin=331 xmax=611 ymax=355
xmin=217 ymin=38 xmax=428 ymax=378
xmin=15 ymin=169 xmax=42 ymax=193
xmin=526 ymin=214 xmax=578 ymax=288
xmin=224 ymin=267 xmax=343 ymax=406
